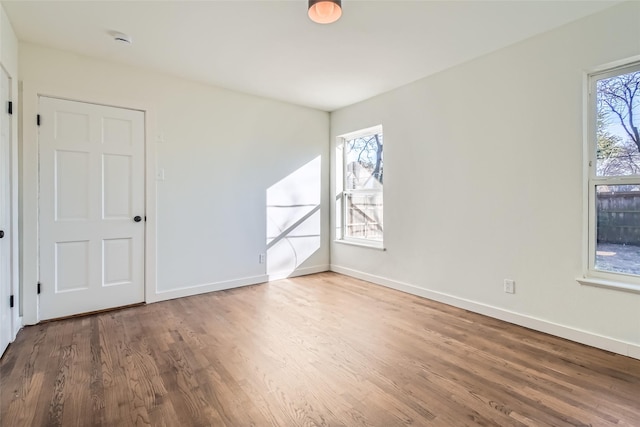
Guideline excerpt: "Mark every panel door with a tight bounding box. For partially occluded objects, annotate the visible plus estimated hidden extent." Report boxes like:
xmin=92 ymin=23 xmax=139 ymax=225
xmin=0 ymin=68 xmax=11 ymax=354
xmin=39 ymin=97 xmax=145 ymax=320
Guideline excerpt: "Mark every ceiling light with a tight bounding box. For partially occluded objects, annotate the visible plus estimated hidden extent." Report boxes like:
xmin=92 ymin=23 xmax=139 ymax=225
xmin=308 ymin=0 xmax=342 ymax=24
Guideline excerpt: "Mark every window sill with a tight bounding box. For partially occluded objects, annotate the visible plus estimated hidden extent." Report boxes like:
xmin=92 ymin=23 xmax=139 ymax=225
xmin=576 ymin=277 xmax=640 ymax=294
xmin=334 ymin=239 xmax=386 ymax=251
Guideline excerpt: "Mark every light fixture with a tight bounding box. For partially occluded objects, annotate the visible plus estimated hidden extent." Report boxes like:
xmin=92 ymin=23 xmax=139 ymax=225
xmin=308 ymin=0 xmax=342 ymax=24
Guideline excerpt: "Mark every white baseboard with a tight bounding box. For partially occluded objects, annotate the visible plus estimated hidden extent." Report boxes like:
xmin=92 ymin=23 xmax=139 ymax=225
xmin=267 ymin=264 xmax=330 ymax=281
xmin=629 ymin=344 xmax=640 ymax=360
xmin=148 ymin=265 xmax=330 ymax=303
xmin=149 ymin=274 xmax=269 ymax=303
xmin=330 ymin=264 xmax=640 ymax=361
xmin=13 ymin=316 xmax=22 ymax=339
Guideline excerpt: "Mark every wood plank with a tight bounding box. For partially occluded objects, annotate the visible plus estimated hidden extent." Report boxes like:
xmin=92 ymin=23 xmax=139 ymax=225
xmin=2 ymin=272 xmax=640 ymax=426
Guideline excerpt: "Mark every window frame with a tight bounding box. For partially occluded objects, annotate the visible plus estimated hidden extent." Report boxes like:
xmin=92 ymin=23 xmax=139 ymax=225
xmin=336 ymin=125 xmax=385 ymax=250
xmin=580 ymin=61 xmax=640 ymax=292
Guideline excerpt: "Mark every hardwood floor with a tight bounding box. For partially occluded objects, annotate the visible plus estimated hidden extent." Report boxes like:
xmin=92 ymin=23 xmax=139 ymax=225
xmin=2 ymin=272 xmax=640 ymax=426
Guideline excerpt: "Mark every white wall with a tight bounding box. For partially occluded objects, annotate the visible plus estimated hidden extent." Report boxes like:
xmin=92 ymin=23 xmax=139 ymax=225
xmin=0 ymin=3 xmax=20 ymax=339
xmin=331 ymin=1 xmax=640 ymax=358
xmin=20 ymin=43 xmax=330 ymax=323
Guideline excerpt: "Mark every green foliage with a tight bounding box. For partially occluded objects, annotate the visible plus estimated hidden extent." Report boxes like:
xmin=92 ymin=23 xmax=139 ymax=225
xmin=596 ymin=112 xmax=622 ymax=159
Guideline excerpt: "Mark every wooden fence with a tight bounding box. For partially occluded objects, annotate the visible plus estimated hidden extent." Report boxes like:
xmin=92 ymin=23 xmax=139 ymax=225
xmin=597 ymin=191 xmax=640 ymax=246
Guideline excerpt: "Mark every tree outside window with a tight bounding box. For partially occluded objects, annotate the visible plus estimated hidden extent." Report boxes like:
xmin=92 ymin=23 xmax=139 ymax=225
xmin=339 ymin=126 xmax=384 ymax=246
xmin=592 ymin=66 xmax=640 ymax=277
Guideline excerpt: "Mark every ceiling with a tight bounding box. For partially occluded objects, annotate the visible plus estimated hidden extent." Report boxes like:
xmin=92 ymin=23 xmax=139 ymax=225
xmin=2 ymin=0 xmax=621 ymax=111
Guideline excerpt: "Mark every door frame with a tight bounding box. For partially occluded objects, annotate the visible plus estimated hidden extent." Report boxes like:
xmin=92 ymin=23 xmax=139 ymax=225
xmin=0 ymin=63 xmax=18 ymax=347
xmin=21 ymin=86 xmax=157 ymax=325
xmin=37 ymin=96 xmax=147 ymax=319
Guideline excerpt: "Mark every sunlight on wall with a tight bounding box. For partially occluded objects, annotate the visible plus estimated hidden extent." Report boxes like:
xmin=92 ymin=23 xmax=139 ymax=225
xmin=266 ymin=156 xmax=321 ymax=280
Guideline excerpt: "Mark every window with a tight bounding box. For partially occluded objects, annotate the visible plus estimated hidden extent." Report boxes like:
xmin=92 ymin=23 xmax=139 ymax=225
xmin=585 ymin=62 xmax=640 ymax=289
xmin=336 ymin=125 xmax=384 ymax=248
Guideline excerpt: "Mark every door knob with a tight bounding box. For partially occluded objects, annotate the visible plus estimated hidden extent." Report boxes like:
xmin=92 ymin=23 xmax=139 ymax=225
xmin=133 ymin=216 xmax=142 ymax=223
xmin=0 ymin=230 xmax=4 ymax=238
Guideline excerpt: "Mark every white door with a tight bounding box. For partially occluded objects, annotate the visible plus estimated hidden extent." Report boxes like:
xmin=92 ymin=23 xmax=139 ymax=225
xmin=39 ymin=97 xmax=145 ymax=320
xmin=0 ymin=68 xmax=12 ymax=354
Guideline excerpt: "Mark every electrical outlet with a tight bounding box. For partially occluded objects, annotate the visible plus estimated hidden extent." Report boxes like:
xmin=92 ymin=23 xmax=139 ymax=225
xmin=259 ymin=253 xmax=266 ymax=264
xmin=504 ymin=279 xmax=515 ymax=294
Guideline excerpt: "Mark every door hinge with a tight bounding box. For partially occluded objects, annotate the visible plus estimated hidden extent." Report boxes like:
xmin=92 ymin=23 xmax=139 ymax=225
xmin=7 ymin=101 xmax=12 ymax=115
xmin=37 ymin=282 xmax=41 ymax=294
xmin=9 ymin=295 xmax=14 ymax=308
xmin=37 ymin=114 xmax=41 ymax=126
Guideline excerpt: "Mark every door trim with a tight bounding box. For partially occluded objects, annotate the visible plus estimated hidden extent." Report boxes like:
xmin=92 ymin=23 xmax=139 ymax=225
xmin=0 ymin=64 xmax=16 ymax=352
